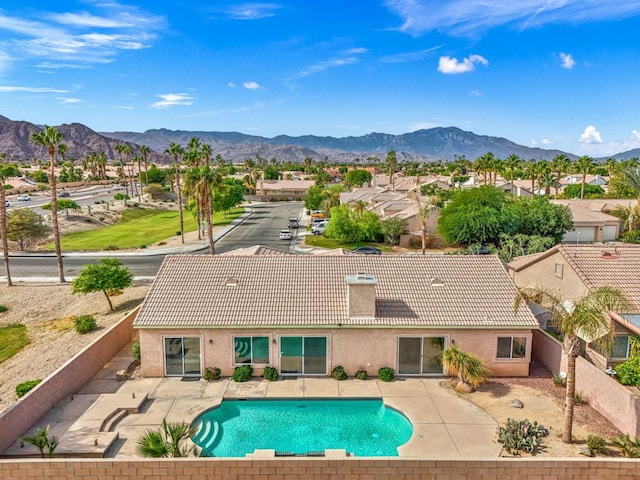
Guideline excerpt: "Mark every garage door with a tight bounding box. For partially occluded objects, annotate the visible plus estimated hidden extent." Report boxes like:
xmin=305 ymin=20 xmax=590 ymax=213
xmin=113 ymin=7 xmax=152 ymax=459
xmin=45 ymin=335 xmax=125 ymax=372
xmin=602 ymin=226 xmax=619 ymax=241
xmin=563 ymin=227 xmax=595 ymax=243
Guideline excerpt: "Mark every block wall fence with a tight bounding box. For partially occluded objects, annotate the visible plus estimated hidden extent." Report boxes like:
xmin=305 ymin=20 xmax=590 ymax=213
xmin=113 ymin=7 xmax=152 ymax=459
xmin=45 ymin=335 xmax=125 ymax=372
xmin=0 ymin=308 xmax=139 ymax=455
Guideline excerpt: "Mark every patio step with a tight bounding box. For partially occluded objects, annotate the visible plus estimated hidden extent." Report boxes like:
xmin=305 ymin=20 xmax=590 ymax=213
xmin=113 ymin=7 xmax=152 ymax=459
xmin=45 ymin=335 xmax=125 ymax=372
xmin=194 ymin=418 xmax=220 ymax=450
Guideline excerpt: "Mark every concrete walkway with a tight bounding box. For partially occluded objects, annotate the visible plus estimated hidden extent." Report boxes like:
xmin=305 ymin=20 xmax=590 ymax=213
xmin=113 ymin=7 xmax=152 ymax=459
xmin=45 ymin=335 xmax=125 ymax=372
xmin=5 ymin=344 xmax=501 ymax=459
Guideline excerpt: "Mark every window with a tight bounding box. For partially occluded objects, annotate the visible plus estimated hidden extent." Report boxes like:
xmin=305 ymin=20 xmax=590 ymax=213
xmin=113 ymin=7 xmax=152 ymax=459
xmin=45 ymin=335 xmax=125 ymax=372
xmin=554 ymin=263 xmax=564 ymax=278
xmin=234 ymin=336 xmax=269 ymax=365
xmin=497 ymin=337 xmax=527 ymax=359
xmin=611 ymin=335 xmax=630 ymax=359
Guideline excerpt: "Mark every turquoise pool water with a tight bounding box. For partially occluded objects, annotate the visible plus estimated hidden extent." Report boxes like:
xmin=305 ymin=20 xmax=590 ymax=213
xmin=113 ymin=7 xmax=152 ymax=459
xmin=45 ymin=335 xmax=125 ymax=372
xmin=192 ymin=399 xmax=413 ymax=457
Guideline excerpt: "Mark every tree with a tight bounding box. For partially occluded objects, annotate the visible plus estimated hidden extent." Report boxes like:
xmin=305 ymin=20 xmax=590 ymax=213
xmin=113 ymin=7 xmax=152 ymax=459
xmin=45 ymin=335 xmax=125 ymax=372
xmin=136 ymin=418 xmax=198 ymax=458
xmin=503 ymin=154 xmax=521 ymax=194
xmin=437 ymin=186 xmax=519 ymax=245
xmin=141 ymin=165 xmax=168 ymax=185
xmin=184 ymin=166 xmax=222 ymax=254
xmin=30 ymin=125 xmax=66 ymax=283
xmin=515 ymin=286 xmax=631 ymax=443
xmin=71 ymin=258 xmax=134 ymax=311
xmin=515 ymin=197 xmax=573 ymax=243
xmin=551 ymin=154 xmax=571 ymax=199
xmin=263 ymin=165 xmax=279 ymax=180
xmin=140 ymin=145 xmax=150 ymax=186
xmin=346 ymin=169 xmax=372 ymax=187
xmin=380 ymin=217 xmax=406 ymax=245
xmin=165 ymin=143 xmax=185 ymax=244
xmin=7 ymin=208 xmax=49 ymax=251
xmin=574 ymin=155 xmax=594 ymax=199
xmin=442 ymin=345 xmax=490 ymax=393
xmin=22 ymin=425 xmax=58 ymax=458
xmin=563 ymin=183 xmax=604 ymax=199
xmin=0 ymin=163 xmax=19 ymax=285
xmin=304 ymin=185 xmax=324 ymax=211
xmin=385 ymin=150 xmax=397 ymax=188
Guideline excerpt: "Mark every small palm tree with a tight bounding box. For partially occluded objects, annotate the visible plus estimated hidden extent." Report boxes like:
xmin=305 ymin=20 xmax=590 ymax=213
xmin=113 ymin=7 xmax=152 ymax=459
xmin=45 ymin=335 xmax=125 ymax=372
xmin=22 ymin=425 xmax=58 ymax=458
xmin=165 ymin=143 xmax=185 ymax=244
xmin=442 ymin=345 xmax=490 ymax=393
xmin=136 ymin=419 xmax=197 ymax=458
xmin=516 ymin=285 xmax=631 ymax=443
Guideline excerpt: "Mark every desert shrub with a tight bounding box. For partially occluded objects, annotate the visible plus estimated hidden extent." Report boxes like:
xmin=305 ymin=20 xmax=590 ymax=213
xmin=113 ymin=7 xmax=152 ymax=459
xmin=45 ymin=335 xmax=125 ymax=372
xmin=355 ymin=370 xmax=368 ymax=380
xmin=621 ymin=230 xmax=640 ymax=244
xmin=552 ymin=372 xmax=566 ymax=388
xmin=232 ymin=365 xmax=253 ymax=382
xmin=497 ymin=418 xmax=547 ymax=455
xmin=378 ymin=367 xmax=395 ymax=382
xmin=139 ymin=244 xmax=147 ymax=249
xmin=16 ymin=379 xmax=42 ymax=398
xmin=74 ymin=315 xmax=97 ymax=334
xmin=262 ymin=366 xmax=279 ymax=381
xmin=331 ymin=365 xmax=347 ymax=380
xmin=573 ymin=392 xmax=587 ymax=405
xmin=587 ymin=434 xmax=607 ymax=456
xmin=176 ymin=231 xmax=182 ymax=236
xmin=613 ymin=434 xmax=640 ymax=458
xmin=203 ymin=367 xmax=221 ymax=381
xmin=114 ymin=193 xmax=129 ymax=200
xmin=0 ymin=305 xmax=7 ymax=313
xmin=615 ymin=357 xmax=640 ymax=386
xmin=132 ymin=341 xmax=141 ymax=362
xmin=105 ymin=245 xmax=119 ymax=250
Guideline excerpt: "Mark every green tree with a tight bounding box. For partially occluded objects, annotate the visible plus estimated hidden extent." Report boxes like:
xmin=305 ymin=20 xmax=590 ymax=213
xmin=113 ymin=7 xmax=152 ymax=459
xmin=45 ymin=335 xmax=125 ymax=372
xmin=551 ymin=154 xmax=572 ymax=199
xmin=304 ymin=185 xmax=324 ymax=211
xmin=22 ymin=425 xmax=58 ymax=458
xmin=346 ymin=169 xmax=372 ymax=187
xmin=503 ymin=154 xmax=521 ymax=194
xmin=325 ymin=204 xmax=381 ymax=243
xmin=442 ymin=345 xmax=490 ymax=393
xmin=0 ymin=163 xmax=19 ymax=285
xmin=140 ymin=145 xmax=150 ymax=186
xmin=136 ymin=418 xmax=198 ymax=458
xmin=516 ymin=286 xmax=631 ymax=443
xmin=184 ymin=166 xmax=222 ymax=254
xmin=263 ymin=165 xmax=280 ymax=180
xmin=7 ymin=208 xmax=49 ymax=251
xmin=515 ymin=197 xmax=573 ymax=243
xmin=385 ymin=150 xmax=397 ymax=188
xmin=41 ymin=199 xmax=81 ymax=211
xmin=574 ymin=155 xmax=594 ymax=199
xmin=29 ymin=169 xmax=49 ymax=184
xmin=165 ymin=143 xmax=185 ymax=244
xmin=71 ymin=258 xmax=134 ymax=311
xmin=213 ymin=178 xmax=245 ymax=214
xmin=380 ymin=217 xmax=406 ymax=245
xmin=563 ymin=183 xmax=604 ymax=199
xmin=141 ymin=165 xmax=168 ymax=185
xmin=30 ymin=125 xmax=66 ymax=283
xmin=437 ymin=186 xmax=519 ymax=245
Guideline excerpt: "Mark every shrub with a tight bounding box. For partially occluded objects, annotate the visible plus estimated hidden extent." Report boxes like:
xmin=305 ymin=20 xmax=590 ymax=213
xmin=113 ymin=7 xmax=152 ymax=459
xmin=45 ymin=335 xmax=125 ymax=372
xmin=114 ymin=193 xmax=129 ymax=200
xmin=613 ymin=434 xmax=640 ymax=458
xmin=355 ymin=370 xmax=368 ymax=380
xmin=139 ymin=244 xmax=147 ymax=249
xmin=203 ymin=367 xmax=221 ymax=381
xmin=622 ymin=230 xmax=640 ymax=244
xmin=132 ymin=341 xmax=141 ymax=362
xmin=262 ymin=366 xmax=279 ymax=381
xmin=378 ymin=367 xmax=395 ymax=382
xmin=331 ymin=365 xmax=347 ymax=380
xmin=615 ymin=357 xmax=640 ymax=386
xmin=98 ymin=216 xmax=105 ymax=222
xmin=16 ymin=379 xmax=42 ymax=398
xmin=176 ymin=230 xmax=182 ymax=236
xmin=74 ymin=315 xmax=97 ymax=334
xmin=85 ymin=218 xmax=92 ymax=223
xmin=574 ymin=392 xmax=587 ymax=405
xmin=497 ymin=418 xmax=548 ymax=455
xmin=552 ymin=372 xmax=566 ymax=388
xmin=587 ymin=434 xmax=607 ymax=456
xmin=0 ymin=305 xmax=7 ymax=313
xmin=232 ymin=365 xmax=253 ymax=382
xmin=105 ymin=245 xmax=119 ymax=250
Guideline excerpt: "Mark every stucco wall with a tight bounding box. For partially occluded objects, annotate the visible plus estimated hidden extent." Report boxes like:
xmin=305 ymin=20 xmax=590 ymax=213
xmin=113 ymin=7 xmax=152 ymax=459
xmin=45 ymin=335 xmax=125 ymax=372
xmin=0 ymin=308 xmax=139 ymax=456
xmin=1 ymin=458 xmax=639 ymax=479
xmin=138 ymin=327 xmax=532 ymax=378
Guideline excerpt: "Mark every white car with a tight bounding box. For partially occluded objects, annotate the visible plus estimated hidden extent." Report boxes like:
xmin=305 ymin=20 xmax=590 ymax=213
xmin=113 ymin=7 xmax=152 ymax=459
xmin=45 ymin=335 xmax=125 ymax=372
xmin=113 ymin=184 xmax=125 ymax=190
xmin=17 ymin=194 xmax=31 ymax=201
xmin=279 ymin=229 xmax=292 ymax=240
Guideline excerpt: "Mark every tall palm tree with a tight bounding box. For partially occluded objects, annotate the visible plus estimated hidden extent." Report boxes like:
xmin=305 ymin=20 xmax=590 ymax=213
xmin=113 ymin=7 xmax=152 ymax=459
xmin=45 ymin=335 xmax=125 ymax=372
xmin=574 ymin=155 xmax=594 ymax=199
xmin=185 ymin=166 xmax=222 ymax=254
xmin=30 ymin=125 xmax=66 ymax=283
xmin=515 ymin=285 xmax=631 ymax=443
xmin=201 ymin=143 xmax=212 ymax=167
xmin=551 ymin=154 xmax=571 ymax=199
xmin=0 ymin=163 xmax=19 ymax=286
xmin=538 ymin=171 xmax=560 ymax=197
xmin=165 ymin=142 xmax=185 ymax=244
xmin=139 ymin=145 xmax=150 ymax=186
xmin=133 ymin=154 xmax=143 ymax=203
xmin=503 ymin=154 xmax=521 ymax=194
xmin=385 ymin=150 xmax=397 ymax=189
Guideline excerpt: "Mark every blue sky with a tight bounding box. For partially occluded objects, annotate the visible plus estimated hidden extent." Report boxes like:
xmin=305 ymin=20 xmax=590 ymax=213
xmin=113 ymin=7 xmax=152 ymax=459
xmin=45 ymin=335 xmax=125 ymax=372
xmin=1 ymin=1 xmax=640 ymax=157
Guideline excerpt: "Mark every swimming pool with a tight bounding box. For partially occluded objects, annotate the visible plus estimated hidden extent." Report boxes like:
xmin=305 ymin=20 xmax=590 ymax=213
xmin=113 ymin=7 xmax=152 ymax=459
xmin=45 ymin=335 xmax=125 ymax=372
xmin=192 ymin=398 xmax=413 ymax=457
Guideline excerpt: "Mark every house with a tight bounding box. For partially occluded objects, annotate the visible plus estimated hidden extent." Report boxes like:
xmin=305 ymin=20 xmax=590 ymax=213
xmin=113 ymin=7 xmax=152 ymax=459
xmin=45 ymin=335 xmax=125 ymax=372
xmin=254 ymin=179 xmax=315 ymax=201
xmin=551 ymin=199 xmax=622 ymax=242
xmin=133 ymin=254 xmax=538 ymax=379
xmin=506 ymin=244 xmax=640 ymax=368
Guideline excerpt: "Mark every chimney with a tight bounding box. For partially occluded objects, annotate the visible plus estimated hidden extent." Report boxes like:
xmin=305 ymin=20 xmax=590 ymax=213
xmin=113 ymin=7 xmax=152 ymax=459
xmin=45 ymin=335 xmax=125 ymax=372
xmin=346 ymin=272 xmax=377 ymax=319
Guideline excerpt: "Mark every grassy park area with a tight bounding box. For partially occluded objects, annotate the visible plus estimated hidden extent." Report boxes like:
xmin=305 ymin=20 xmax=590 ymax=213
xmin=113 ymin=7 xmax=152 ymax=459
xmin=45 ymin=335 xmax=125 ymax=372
xmin=0 ymin=324 xmax=29 ymax=364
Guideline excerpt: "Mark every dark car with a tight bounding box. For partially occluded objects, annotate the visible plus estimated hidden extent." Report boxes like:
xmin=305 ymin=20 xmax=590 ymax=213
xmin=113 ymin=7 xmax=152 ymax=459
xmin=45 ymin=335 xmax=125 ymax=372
xmin=58 ymin=190 xmax=70 ymax=197
xmin=353 ymin=246 xmax=382 ymax=255
xmin=288 ymin=218 xmax=299 ymax=228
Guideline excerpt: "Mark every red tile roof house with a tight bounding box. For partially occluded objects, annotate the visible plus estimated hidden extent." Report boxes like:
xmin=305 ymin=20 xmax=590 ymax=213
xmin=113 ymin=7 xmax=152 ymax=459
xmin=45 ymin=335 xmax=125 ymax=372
xmin=133 ymin=254 xmax=538 ymax=379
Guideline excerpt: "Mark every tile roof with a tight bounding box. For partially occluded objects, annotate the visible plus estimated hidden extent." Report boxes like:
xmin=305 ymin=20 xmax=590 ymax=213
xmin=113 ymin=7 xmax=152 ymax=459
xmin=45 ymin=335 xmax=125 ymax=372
xmin=134 ymin=254 xmax=538 ymax=329
xmin=220 ymin=245 xmax=294 ymax=256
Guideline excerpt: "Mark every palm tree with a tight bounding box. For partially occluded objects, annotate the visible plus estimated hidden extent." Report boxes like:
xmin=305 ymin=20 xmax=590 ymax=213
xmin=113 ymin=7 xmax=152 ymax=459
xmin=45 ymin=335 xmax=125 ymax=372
xmin=185 ymin=166 xmax=222 ymax=254
xmin=139 ymin=145 xmax=150 ymax=187
xmin=30 ymin=126 xmax=66 ymax=283
xmin=538 ymin=171 xmax=560 ymax=197
xmin=201 ymin=143 xmax=212 ymax=167
xmin=137 ymin=418 xmax=197 ymax=458
xmin=503 ymin=154 xmax=521 ymax=195
xmin=22 ymin=425 xmax=58 ymax=458
xmin=551 ymin=154 xmax=571 ymax=199
xmin=524 ymin=159 xmax=537 ymax=194
xmin=515 ymin=285 xmax=631 ymax=443
xmin=442 ymin=345 xmax=490 ymax=393
xmin=574 ymin=155 xmax=594 ymax=199
xmin=0 ymin=163 xmax=19 ymax=286
xmin=165 ymin=142 xmax=186 ymax=244
xmin=385 ymin=150 xmax=397 ymax=189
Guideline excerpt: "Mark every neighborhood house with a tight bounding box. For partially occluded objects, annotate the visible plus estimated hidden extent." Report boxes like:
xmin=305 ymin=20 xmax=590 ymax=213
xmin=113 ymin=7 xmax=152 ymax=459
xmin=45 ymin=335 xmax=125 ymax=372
xmin=134 ymin=254 xmax=538 ymax=379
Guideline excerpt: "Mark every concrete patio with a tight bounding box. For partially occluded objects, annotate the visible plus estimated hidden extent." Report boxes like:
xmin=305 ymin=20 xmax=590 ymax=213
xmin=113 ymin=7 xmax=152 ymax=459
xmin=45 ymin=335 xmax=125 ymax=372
xmin=4 ymin=345 xmax=501 ymax=459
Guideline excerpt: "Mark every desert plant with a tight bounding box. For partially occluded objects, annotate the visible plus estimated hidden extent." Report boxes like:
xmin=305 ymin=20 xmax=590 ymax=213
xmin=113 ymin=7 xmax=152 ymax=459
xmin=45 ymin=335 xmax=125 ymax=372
xmin=203 ymin=366 xmax=221 ymax=381
xmin=613 ymin=434 xmax=640 ymax=458
xmin=331 ymin=365 xmax=347 ymax=380
xmin=552 ymin=372 xmax=566 ymax=388
xmin=262 ymin=366 xmax=279 ymax=381
xmin=378 ymin=367 xmax=395 ymax=382
xmin=136 ymin=418 xmax=198 ymax=457
xmin=22 ymin=425 xmax=58 ymax=458
xmin=573 ymin=392 xmax=587 ymax=406
xmin=74 ymin=315 xmax=97 ymax=334
xmin=496 ymin=418 xmax=548 ymax=455
xmin=355 ymin=369 xmax=368 ymax=380
xmin=442 ymin=345 xmax=490 ymax=393
xmin=132 ymin=341 xmax=141 ymax=362
xmin=586 ymin=434 xmax=607 ymax=456
xmin=232 ymin=365 xmax=253 ymax=382
xmin=16 ymin=379 xmax=42 ymax=398
xmin=0 ymin=305 xmax=7 ymax=313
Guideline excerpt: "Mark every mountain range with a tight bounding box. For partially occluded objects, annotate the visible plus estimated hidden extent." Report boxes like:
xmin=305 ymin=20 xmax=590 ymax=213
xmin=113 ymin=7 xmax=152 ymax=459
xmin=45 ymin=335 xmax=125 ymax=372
xmin=1 ymin=114 xmax=637 ymax=163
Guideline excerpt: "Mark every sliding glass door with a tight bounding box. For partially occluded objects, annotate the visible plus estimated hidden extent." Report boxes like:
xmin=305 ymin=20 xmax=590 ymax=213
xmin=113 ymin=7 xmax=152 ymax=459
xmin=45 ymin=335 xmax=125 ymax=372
xmin=279 ymin=336 xmax=327 ymax=375
xmin=164 ymin=337 xmax=201 ymax=376
xmin=398 ymin=336 xmax=446 ymax=375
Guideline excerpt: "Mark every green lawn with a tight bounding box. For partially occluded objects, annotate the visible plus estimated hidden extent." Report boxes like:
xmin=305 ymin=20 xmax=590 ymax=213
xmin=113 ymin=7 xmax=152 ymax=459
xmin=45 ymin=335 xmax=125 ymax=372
xmin=53 ymin=207 xmax=244 ymax=251
xmin=0 ymin=324 xmax=30 ymax=364
xmin=303 ymin=234 xmax=393 ymax=252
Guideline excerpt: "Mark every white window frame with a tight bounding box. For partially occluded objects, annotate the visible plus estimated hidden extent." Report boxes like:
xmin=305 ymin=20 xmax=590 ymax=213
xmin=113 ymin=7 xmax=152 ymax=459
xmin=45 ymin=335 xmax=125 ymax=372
xmin=496 ymin=336 xmax=527 ymax=360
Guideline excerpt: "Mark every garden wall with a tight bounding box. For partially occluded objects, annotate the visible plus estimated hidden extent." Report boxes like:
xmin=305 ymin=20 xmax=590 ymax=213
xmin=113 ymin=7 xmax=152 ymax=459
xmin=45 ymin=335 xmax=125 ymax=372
xmin=0 ymin=457 xmax=639 ymax=479
xmin=0 ymin=308 xmax=139 ymax=455
xmin=532 ymin=329 xmax=640 ymax=438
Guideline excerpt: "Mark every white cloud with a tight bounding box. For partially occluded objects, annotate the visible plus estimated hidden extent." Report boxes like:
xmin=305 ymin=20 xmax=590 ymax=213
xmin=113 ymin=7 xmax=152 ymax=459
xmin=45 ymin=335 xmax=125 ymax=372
xmin=631 ymin=130 xmax=640 ymax=141
xmin=560 ymin=52 xmax=575 ymax=69
xmin=381 ymin=46 xmax=441 ymax=63
xmin=541 ymin=138 xmax=551 ymax=145
xmin=150 ymin=93 xmax=195 ymax=108
xmin=36 ymin=62 xmax=92 ymax=69
xmin=0 ymin=86 xmax=69 ymax=93
xmin=292 ymin=56 xmax=359 ymax=79
xmin=225 ymin=3 xmax=281 ymax=20
xmin=56 ymin=97 xmax=82 ymax=103
xmin=243 ymin=81 xmax=261 ymax=89
xmin=469 ymin=89 xmax=481 ymax=96
xmin=409 ymin=122 xmax=440 ymax=131
xmin=115 ymin=105 xmax=134 ymax=110
xmin=530 ymin=139 xmax=538 ymax=145
xmin=384 ymin=0 xmax=640 ymax=38
xmin=228 ymin=82 xmax=236 ymax=88
xmin=579 ymin=125 xmax=603 ymax=144
xmin=437 ymin=54 xmax=488 ymax=74
xmin=345 ymin=47 xmax=368 ymax=55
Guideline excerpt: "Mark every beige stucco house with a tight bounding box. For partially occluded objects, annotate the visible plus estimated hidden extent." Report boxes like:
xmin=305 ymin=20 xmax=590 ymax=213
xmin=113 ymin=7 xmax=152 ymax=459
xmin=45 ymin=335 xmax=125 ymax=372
xmin=133 ymin=254 xmax=538 ymax=380
xmin=507 ymin=244 xmax=640 ymax=368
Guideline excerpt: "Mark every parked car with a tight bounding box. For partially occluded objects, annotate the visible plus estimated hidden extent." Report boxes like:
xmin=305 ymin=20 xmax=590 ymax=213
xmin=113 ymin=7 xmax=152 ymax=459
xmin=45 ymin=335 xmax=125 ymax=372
xmin=312 ymin=220 xmax=329 ymax=235
xmin=113 ymin=184 xmax=125 ymax=190
xmin=58 ymin=191 xmax=70 ymax=198
xmin=279 ymin=229 xmax=292 ymax=240
xmin=5 ymin=200 xmax=10 ymax=207
xmin=288 ymin=218 xmax=299 ymax=228
xmin=353 ymin=246 xmax=382 ymax=255
xmin=17 ymin=194 xmax=31 ymax=201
